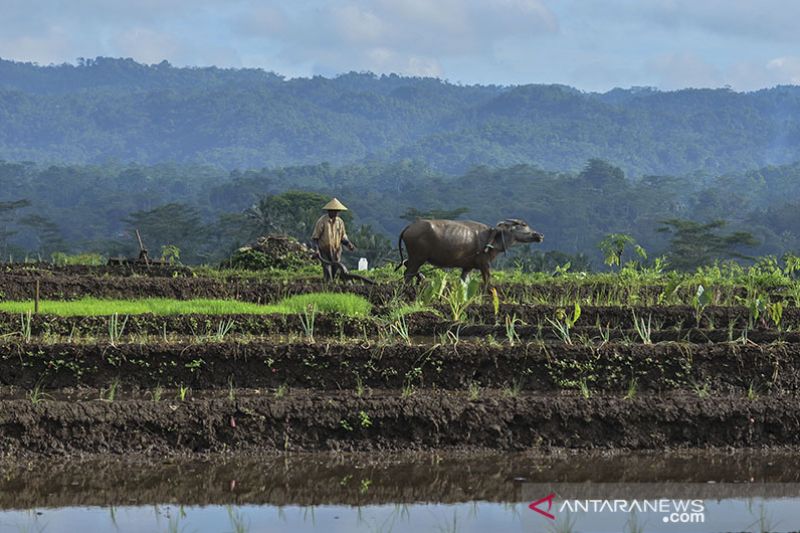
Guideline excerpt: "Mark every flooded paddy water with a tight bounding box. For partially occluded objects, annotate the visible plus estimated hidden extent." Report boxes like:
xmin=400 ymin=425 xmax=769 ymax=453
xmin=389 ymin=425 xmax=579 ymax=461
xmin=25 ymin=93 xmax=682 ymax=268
xmin=1 ymin=451 xmax=800 ymax=532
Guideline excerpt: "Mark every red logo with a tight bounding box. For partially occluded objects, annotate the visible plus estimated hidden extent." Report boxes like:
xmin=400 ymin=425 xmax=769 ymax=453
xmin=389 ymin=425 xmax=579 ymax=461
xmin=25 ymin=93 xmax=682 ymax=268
xmin=529 ymin=493 xmax=557 ymax=520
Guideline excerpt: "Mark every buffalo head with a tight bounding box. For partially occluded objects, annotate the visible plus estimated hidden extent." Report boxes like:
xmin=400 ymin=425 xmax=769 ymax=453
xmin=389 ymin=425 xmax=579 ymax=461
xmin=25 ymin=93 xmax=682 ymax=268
xmin=496 ymin=219 xmax=544 ymax=243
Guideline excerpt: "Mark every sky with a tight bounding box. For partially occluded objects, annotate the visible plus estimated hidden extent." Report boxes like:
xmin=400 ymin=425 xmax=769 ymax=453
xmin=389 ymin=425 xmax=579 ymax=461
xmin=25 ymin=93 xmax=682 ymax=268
xmin=1 ymin=0 xmax=799 ymax=91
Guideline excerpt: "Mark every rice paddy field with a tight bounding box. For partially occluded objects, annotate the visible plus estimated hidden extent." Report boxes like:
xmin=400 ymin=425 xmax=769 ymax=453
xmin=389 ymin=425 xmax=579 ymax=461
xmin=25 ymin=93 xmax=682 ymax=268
xmin=2 ymin=260 xmax=800 ymax=532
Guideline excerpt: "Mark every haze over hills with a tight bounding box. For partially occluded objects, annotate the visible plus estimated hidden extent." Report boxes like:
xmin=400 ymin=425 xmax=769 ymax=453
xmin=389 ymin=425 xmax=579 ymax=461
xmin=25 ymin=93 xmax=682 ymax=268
xmin=1 ymin=57 xmax=799 ymax=176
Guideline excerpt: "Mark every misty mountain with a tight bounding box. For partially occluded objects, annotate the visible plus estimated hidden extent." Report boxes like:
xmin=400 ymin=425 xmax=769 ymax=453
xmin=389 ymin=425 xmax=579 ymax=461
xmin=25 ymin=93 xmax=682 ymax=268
xmin=1 ymin=57 xmax=799 ymax=175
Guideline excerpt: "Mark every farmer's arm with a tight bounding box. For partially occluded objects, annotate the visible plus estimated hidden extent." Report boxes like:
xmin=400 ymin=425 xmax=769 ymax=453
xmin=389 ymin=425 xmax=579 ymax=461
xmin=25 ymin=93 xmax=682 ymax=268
xmin=311 ymin=217 xmax=325 ymax=252
xmin=340 ymin=220 xmax=355 ymax=251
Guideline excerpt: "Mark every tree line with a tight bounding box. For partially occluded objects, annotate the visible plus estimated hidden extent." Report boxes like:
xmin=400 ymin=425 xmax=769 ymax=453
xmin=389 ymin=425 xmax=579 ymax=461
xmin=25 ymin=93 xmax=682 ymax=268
xmin=1 ymin=158 xmax=799 ymax=271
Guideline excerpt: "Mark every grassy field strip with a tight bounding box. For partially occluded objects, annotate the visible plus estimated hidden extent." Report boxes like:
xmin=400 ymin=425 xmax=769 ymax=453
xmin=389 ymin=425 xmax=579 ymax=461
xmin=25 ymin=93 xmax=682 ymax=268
xmin=0 ymin=294 xmax=372 ymax=317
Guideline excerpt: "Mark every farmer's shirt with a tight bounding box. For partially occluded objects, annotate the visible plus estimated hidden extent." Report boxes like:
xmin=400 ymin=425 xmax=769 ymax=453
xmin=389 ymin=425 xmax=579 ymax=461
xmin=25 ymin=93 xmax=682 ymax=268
xmin=312 ymin=215 xmax=349 ymax=253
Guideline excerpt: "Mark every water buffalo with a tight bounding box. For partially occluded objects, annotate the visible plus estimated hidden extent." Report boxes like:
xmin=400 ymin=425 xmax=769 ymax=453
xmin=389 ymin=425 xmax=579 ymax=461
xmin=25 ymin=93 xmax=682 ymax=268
xmin=397 ymin=218 xmax=543 ymax=285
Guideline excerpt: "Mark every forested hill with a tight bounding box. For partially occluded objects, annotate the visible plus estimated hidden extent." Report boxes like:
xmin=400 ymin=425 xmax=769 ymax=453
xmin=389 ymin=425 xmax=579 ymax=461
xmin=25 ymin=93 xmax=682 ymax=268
xmin=1 ymin=57 xmax=799 ymax=175
xmin=3 ymin=158 xmax=800 ymax=268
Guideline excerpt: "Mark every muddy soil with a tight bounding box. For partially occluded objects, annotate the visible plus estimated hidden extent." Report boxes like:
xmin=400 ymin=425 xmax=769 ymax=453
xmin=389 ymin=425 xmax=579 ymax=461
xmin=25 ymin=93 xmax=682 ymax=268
xmin=5 ymin=266 xmax=794 ymax=311
xmin=0 ymin=311 xmax=370 ymax=338
xmin=1 ymin=391 xmax=798 ymax=457
xmin=1 ymin=262 xmax=193 ymax=278
xmin=1 ymin=340 xmax=798 ymax=393
xmin=0 ymin=273 xmax=392 ymax=303
xmin=461 ymin=303 xmax=800 ymax=330
xmin=2 ymin=450 xmax=798 ymax=509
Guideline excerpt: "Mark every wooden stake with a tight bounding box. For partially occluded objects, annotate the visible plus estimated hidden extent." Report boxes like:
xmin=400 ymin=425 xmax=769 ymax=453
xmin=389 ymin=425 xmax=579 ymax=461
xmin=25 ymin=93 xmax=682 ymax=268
xmin=34 ymin=279 xmax=40 ymax=315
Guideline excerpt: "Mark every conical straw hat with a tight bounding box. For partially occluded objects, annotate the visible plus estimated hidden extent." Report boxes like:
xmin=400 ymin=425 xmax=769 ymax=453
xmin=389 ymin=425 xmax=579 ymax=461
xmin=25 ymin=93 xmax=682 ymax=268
xmin=322 ymin=198 xmax=348 ymax=211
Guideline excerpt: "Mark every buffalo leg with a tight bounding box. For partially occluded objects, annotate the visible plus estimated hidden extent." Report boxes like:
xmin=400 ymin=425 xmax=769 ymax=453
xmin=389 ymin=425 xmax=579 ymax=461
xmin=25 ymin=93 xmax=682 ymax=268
xmin=480 ymin=265 xmax=492 ymax=289
xmin=461 ymin=268 xmax=471 ymax=281
xmin=404 ymin=258 xmax=425 ymax=284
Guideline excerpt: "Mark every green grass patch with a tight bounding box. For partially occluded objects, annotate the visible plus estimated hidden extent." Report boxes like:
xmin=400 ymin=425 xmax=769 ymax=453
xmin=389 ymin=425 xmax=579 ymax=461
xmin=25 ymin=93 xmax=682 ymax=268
xmin=0 ymin=293 xmax=371 ymax=317
xmin=277 ymin=293 xmax=372 ymax=316
xmin=385 ymin=302 xmax=437 ymax=320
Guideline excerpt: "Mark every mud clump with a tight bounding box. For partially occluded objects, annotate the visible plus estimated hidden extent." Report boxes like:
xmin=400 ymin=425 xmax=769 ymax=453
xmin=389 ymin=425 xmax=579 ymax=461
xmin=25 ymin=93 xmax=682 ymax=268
xmin=226 ymin=234 xmax=314 ymax=270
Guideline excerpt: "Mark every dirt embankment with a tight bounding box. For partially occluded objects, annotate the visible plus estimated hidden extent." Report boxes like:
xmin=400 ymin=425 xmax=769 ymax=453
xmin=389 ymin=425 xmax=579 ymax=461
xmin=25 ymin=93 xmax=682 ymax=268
xmin=5 ymin=265 xmax=788 ymax=312
xmin=1 ymin=392 xmax=798 ymax=457
xmin=3 ymin=267 xmax=799 ymax=459
xmin=1 ymin=340 xmax=799 ymax=394
xmin=1 ymin=263 xmax=193 ymax=278
xmin=2 ymin=334 xmax=799 ymax=457
xmin=0 ymin=273 xmax=392 ymax=304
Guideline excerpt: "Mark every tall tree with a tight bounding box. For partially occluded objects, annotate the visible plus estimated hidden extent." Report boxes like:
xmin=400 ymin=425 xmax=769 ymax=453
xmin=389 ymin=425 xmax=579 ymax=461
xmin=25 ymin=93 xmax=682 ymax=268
xmin=0 ymin=199 xmax=31 ymax=257
xmin=123 ymin=203 xmax=206 ymax=262
xmin=579 ymin=159 xmax=626 ymax=191
xmin=19 ymin=214 xmax=66 ymax=258
xmin=658 ymin=219 xmax=758 ymax=270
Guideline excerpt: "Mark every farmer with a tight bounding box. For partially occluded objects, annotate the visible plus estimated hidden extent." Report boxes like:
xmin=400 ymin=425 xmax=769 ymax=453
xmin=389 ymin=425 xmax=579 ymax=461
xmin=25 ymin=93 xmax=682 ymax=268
xmin=311 ymin=198 xmax=356 ymax=281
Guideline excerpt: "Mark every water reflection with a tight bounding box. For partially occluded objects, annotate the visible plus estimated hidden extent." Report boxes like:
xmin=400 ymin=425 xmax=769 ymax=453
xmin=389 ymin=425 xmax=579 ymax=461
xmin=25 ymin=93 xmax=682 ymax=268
xmin=1 ymin=451 xmax=799 ymax=532
xmin=2 ymin=503 xmax=532 ymax=533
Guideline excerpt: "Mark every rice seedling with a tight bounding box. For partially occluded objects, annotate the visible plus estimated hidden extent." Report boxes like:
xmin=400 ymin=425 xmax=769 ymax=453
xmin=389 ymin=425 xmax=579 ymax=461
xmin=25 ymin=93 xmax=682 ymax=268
xmin=389 ymin=315 xmax=411 ymax=345
xmin=504 ymin=314 xmax=522 ymax=346
xmin=0 ymin=293 xmax=371 ymax=317
xmin=299 ymin=304 xmax=317 ymax=342
xmin=354 ymin=374 xmax=365 ymax=397
xmin=598 ymin=322 xmax=612 ymax=345
xmin=577 ymin=378 xmax=591 ymax=399
xmin=18 ymin=310 xmax=33 ymax=342
xmin=100 ymin=378 xmax=120 ymax=402
xmin=28 ymin=380 xmax=51 ymax=404
xmin=177 ymin=384 xmax=190 ymax=401
xmin=213 ymin=319 xmax=236 ymax=341
xmin=632 ymin=311 xmax=653 ymax=344
xmin=747 ymin=381 xmax=759 ymax=401
xmin=624 ymin=377 xmax=638 ymax=400
xmin=279 ymin=292 xmax=372 ymax=316
xmin=692 ymin=381 xmax=711 ymax=399
xmin=108 ymin=313 xmax=128 ymax=346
